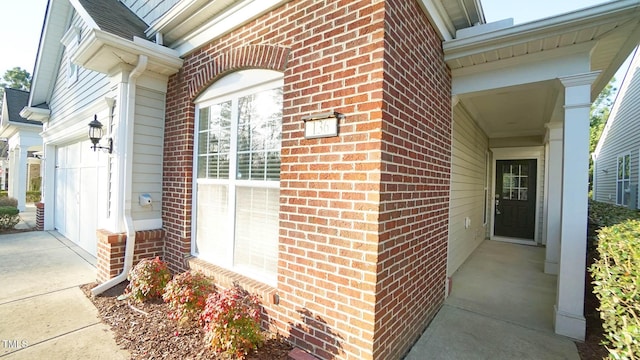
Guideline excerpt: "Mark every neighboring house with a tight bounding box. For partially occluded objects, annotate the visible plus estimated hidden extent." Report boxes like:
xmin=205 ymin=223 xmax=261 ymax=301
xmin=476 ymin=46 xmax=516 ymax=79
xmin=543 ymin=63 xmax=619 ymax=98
xmin=0 ymin=88 xmax=42 ymax=211
xmin=593 ymin=48 xmax=640 ymax=209
xmin=24 ymin=0 xmax=640 ymax=359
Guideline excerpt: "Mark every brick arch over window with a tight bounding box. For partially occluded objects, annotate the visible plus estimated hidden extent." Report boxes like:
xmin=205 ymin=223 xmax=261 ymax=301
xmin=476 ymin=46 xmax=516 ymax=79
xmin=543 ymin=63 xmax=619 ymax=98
xmin=188 ymin=44 xmax=290 ymax=99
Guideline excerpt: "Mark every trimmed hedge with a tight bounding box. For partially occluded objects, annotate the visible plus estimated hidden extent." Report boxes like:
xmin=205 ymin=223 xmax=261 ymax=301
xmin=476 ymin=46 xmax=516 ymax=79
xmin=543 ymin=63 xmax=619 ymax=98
xmin=0 ymin=192 xmax=41 ymax=203
xmin=589 ymin=199 xmax=640 ymax=229
xmin=26 ymin=191 xmax=41 ymax=203
xmin=0 ymin=206 xmax=20 ymax=230
xmin=0 ymin=197 xmax=18 ymax=207
xmin=590 ymin=219 xmax=640 ymax=359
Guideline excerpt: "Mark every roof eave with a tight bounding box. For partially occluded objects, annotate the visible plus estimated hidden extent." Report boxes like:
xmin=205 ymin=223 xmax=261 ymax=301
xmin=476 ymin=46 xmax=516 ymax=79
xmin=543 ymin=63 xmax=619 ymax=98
xmin=72 ymin=29 xmax=183 ymax=76
xmin=444 ymin=0 xmax=640 ymax=57
xmin=20 ymin=106 xmax=51 ymax=123
xmin=29 ymin=0 xmax=72 ymax=108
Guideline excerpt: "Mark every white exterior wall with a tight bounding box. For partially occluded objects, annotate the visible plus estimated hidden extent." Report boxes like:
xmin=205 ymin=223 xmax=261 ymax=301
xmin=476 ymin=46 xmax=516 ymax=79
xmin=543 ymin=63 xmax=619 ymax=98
xmin=131 ymin=85 xmax=165 ymax=227
xmin=448 ymin=105 xmax=490 ymax=276
xmin=594 ymin=63 xmax=640 ymax=208
xmin=48 ymin=12 xmax=111 ymax=131
xmin=120 ymin=0 xmax=180 ymax=25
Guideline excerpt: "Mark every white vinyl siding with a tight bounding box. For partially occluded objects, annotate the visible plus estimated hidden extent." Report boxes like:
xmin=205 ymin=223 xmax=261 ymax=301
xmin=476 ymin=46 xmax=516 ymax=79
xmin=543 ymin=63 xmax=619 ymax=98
xmin=448 ymin=106 xmax=489 ymax=276
xmin=131 ymin=86 xmax=165 ymax=222
xmin=120 ymin=0 xmax=180 ymax=25
xmin=49 ymin=12 xmax=110 ymax=128
xmin=594 ymin=59 xmax=640 ymax=207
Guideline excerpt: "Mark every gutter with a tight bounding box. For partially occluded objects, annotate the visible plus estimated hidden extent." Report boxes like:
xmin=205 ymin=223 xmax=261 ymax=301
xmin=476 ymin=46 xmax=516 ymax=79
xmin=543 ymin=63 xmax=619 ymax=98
xmin=92 ymin=54 xmax=148 ymax=296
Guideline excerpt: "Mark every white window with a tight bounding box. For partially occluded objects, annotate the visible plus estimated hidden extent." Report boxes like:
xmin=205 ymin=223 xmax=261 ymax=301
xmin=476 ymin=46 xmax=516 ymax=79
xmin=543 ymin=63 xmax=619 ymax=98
xmin=61 ymin=26 xmax=80 ymax=85
xmin=616 ymin=153 xmax=631 ymax=206
xmin=193 ymin=69 xmax=283 ymax=286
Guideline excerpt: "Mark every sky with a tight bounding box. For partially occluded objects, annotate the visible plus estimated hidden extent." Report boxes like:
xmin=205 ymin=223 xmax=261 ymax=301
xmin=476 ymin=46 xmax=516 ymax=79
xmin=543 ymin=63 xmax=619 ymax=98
xmin=0 ymin=0 xmax=631 ymax=86
xmin=0 ymin=0 xmax=48 ymax=77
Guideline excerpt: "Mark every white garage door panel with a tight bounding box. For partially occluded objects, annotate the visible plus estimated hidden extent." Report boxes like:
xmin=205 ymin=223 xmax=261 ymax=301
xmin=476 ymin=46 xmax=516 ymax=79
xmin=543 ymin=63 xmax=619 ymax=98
xmin=55 ymin=141 xmax=107 ymax=256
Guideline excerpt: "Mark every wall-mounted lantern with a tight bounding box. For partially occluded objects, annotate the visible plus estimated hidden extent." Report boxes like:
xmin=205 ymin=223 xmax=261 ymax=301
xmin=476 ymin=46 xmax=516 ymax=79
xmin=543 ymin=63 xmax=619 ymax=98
xmin=88 ymin=114 xmax=113 ymax=154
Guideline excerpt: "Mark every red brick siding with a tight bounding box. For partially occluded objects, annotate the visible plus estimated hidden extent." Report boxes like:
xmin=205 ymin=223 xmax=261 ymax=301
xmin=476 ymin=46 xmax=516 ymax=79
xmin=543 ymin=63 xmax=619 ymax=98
xmin=96 ymin=229 xmax=165 ymax=283
xmin=373 ymin=0 xmax=451 ymax=359
xmin=163 ymin=1 xmax=451 ymax=359
xmin=35 ymin=202 xmax=44 ymax=231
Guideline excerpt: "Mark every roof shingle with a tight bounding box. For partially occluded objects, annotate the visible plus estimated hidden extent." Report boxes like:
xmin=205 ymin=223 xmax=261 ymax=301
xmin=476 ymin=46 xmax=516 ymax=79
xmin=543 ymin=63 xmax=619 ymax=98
xmin=79 ymin=0 xmax=148 ymax=40
xmin=3 ymin=88 xmax=41 ymax=126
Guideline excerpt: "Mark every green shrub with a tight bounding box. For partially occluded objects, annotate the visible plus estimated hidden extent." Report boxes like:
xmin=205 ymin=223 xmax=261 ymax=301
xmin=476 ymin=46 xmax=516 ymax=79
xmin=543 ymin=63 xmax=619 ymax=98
xmin=0 ymin=206 xmax=20 ymax=230
xmin=590 ymin=219 xmax=640 ymax=359
xmin=125 ymin=257 xmax=172 ymax=303
xmin=0 ymin=197 xmax=18 ymax=207
xmin=201 ymin=284 xmax=264 ymax=359
xmin=162 ymin=271 xmax=215 ymax=324
xmin=589 ymin=199 xmax=640 ymax=229
xmin=0 ymin=191 xmax=7 ymax=198
xmin=26 ymin=191 xmax=41 ymax=203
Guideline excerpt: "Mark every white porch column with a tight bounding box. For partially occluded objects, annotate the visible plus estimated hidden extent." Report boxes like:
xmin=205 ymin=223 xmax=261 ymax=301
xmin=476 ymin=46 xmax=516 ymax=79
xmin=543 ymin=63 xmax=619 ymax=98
xmin=42 ymin=143 xmax=56 ymax=231
xmin=544 ymin=123 xmax=563 ymax=275
xmin=555 ymin=72 xmax=599 ymax=340
xmin=8 ymin=148 xmax=16 ymax=198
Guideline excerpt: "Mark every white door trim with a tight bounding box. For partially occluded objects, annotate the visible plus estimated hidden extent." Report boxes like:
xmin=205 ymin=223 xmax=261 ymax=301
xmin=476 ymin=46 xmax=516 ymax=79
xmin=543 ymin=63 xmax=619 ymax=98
xmin=490 ymin=146 xmax=544 ymax=245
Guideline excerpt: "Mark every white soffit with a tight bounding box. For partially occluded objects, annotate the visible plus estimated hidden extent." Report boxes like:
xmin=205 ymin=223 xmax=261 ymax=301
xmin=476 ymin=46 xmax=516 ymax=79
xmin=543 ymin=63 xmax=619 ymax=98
xmin=417 ymin=0 xmax=486 ymax=41
xmin=147 ymin=0 xmax=288 ymax=56
xmin=444 ymin=0 xmax=640 ymax=96
xmin=72 ymin=30 xmax=183 ymax=76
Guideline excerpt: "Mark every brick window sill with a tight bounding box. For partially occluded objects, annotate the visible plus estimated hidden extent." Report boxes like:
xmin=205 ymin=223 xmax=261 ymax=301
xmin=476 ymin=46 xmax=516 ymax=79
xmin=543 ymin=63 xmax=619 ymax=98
xmin=187 ymin=257 xmax=278 ymax=305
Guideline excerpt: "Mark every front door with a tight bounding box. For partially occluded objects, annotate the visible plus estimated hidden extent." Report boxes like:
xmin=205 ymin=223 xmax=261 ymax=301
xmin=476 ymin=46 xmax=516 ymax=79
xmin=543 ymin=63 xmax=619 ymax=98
xmin=494 ymin=159 xmax=536 ymax=240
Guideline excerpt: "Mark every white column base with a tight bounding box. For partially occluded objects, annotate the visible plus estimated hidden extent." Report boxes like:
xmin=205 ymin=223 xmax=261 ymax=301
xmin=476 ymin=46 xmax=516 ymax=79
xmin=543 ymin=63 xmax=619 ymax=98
xmin=554 ymin=305 xmax=586 ymax=341
xmin=544 ymin=261 xmax=559 ymax=275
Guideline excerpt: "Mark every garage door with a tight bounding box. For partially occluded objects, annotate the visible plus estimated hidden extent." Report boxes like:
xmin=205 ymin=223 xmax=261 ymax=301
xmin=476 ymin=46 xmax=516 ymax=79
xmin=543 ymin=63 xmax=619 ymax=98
xmin=54 ymin=140 xmax=108 ymax=256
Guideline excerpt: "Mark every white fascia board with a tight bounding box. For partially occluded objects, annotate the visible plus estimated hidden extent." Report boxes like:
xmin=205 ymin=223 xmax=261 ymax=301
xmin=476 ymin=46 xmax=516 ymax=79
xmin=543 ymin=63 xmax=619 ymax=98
xmin=72 ymin=29 xmax=183 ymax=76
xmin=30 ymin=0 xmax=72 ymax=108
xmin=20 ymin=106 xmax=51 ymax=123
xmin=415 ymin=0 xmax=455 ymax=41
xmin=444 ymin=0 xmax=640 ymax=59
xmin=145 ymin=0 xmax=207 ymax=37
xmin=451 ymin=43 xmax=592 ymax=95
xmin=68 ymin=0 xmax=99 ymax=29
xmin=171 ymin=0 xmax=287 ymax=56
xmin=593 ymin=46 xmax=640 ymax=158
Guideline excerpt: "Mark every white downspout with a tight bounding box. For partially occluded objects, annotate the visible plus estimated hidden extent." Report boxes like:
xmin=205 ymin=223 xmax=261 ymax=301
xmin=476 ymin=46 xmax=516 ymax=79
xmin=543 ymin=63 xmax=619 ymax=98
xmin=92 ymin=55 xmax=148 ymax=295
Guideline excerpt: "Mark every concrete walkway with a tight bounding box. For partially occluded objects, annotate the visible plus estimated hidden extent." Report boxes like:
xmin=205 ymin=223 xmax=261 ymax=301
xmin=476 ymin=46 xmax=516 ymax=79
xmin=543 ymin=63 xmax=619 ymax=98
xmin=14 ymin=204 xmax=36 ymax=231
xmin=0 ymin=231 xmax=128 ymax=359
xmin=405 ymin=240 xmax=580 ymax=360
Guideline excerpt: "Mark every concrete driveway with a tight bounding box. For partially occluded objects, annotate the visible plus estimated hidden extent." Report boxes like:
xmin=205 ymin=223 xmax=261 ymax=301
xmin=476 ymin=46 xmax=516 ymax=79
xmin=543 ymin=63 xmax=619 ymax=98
xmin=0 ymin=231 xmax=128 ymax=359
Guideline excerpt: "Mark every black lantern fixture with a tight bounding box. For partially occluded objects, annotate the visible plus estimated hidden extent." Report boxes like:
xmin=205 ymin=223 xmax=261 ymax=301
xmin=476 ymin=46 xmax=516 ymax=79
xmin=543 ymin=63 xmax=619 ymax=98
xmin=88 ymin=114 xmax=113 ymax=153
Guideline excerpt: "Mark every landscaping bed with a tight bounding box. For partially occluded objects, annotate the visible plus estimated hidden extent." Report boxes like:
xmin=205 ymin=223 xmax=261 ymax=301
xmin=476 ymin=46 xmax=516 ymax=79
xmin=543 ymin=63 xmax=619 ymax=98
xmin=80 ymin=282 xmax=292 ymax=359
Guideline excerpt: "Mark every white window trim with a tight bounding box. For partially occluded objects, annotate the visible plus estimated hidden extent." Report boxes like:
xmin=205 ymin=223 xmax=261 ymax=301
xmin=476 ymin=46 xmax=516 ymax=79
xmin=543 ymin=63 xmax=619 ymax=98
xmin=191 ymin=69 xmax=283 ymax=286
xmin=483 ymin=151 xmax=490 ymax=226
xmin=60 ymin=26 xmax=80 ymax=85
xmin=616 ymin=152 xmax=632 ymax=206
xmin=489 ymin=146 xmax=544 ymax=245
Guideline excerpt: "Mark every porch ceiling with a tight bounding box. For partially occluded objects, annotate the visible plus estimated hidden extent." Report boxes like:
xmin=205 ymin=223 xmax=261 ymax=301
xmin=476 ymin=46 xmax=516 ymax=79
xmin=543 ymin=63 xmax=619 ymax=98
xmin=458 ymin=80 xmax=560 ymax=139
xmin=445 ymin=0 xmax=640 ymax=140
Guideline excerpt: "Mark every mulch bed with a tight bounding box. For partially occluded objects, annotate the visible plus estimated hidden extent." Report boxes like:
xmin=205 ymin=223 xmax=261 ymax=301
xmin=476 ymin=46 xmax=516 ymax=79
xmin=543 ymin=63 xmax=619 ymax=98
xmin=574 ymin=231 xmax=610 ymax=360
xmin=80 ymin=282 xmax=292 ymax=360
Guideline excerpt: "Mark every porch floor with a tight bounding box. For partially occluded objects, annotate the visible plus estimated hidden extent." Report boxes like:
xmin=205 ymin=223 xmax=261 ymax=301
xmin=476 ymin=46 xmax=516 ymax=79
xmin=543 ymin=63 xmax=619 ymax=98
xmin=405 ymin=240 xmax=580 ymax=360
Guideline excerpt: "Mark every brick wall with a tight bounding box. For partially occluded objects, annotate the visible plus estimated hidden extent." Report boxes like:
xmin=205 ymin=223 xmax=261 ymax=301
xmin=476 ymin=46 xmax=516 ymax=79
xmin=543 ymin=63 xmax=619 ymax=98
xmin=35 ymin=202 xmax=44 ymax=231
xmin=373 ymin=0 xmax=452 ymax=358
xmin=96 ymin=229 xmax=165 ymax=283
xmin=162 ymin=1 xmax=450 ymax=359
